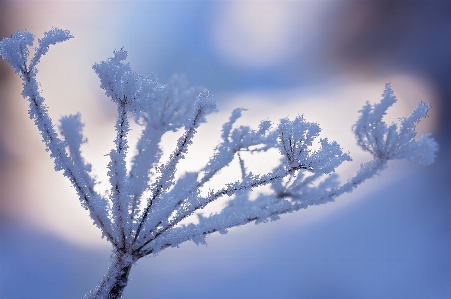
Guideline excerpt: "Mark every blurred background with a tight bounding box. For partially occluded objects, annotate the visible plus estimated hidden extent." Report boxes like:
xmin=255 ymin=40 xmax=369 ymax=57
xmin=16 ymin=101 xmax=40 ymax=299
xmin=0 ymin=1 xmax=450 ymax=298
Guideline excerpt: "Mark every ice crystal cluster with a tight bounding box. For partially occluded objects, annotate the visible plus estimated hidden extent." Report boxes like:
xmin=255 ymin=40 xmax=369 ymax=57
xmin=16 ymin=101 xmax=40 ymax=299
xmin=0 ymin=29 xmax=438 ymax=299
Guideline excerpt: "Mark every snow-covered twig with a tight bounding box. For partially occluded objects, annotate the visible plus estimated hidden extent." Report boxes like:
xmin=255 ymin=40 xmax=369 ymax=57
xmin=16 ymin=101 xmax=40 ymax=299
xmin=0 ymin=29 xmax=438 ymax=299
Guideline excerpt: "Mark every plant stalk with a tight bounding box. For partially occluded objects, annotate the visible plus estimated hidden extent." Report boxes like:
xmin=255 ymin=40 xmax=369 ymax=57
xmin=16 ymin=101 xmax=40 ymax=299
xmin=84 ymin=252 xmax=134 ymax=299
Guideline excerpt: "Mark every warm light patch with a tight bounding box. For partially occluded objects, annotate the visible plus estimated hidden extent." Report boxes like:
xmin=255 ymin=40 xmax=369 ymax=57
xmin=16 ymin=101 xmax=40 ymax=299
xmin=211 ymin=1 xmax=327 ymax=68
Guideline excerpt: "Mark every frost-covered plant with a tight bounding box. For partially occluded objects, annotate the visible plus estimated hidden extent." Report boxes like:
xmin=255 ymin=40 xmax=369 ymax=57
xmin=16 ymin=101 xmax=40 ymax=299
xmin=0 ymin=29 xmax=438 ymax=299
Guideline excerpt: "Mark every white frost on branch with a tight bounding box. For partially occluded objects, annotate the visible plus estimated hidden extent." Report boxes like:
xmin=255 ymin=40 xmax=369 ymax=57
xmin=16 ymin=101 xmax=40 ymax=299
xmin=354 ymin=84 xmax=438 ymax=165
xmin=0 ymin=28 xmax=438 ymax=299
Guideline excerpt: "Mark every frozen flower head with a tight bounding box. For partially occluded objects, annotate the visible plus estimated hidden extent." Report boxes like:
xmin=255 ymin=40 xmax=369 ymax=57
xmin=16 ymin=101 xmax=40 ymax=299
xmin=93 ymin=49 xmax=159 ymax=114
xmin=354 ymin=84 xmax=438 ymax=165
xmin=278 ymin=116 xmax=351 ymax=173
xmin=0 ymin=28 xmax=438 ymax=299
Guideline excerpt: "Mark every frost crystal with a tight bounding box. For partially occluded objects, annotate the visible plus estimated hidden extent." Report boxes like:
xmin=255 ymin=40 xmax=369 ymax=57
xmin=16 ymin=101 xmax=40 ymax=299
xmin=0 ymin=29 xmax=438 ymax=299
